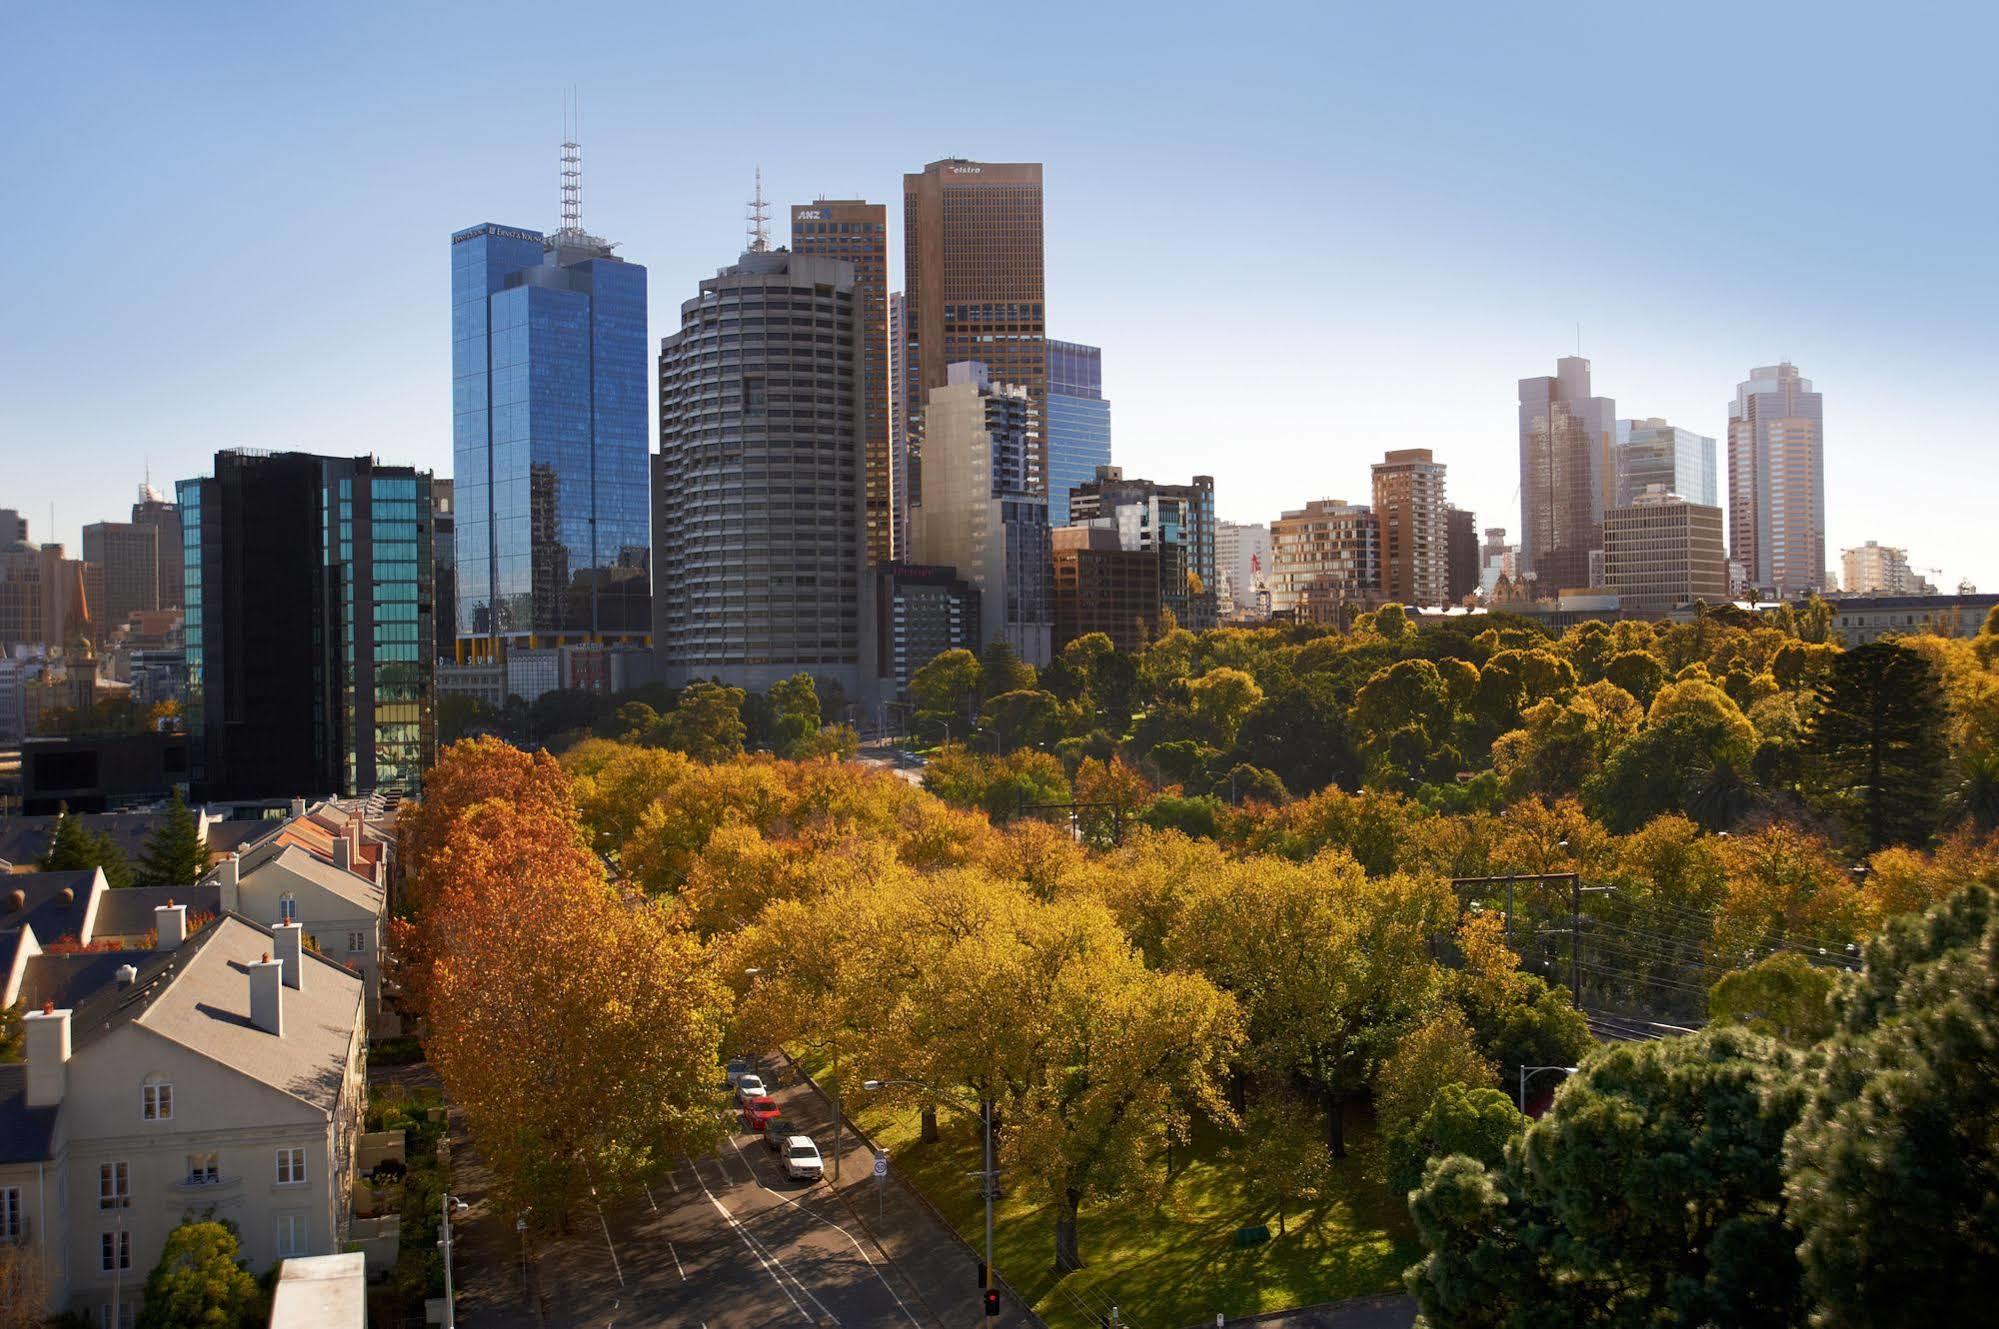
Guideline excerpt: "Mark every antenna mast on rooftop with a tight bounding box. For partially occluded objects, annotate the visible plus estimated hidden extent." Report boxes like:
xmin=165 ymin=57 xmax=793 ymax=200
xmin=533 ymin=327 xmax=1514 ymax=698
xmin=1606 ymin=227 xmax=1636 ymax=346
xmin=559 ymin=88 xmax=583 ymax=235
xmin=746 ymin=166 xmax=770 ymax=252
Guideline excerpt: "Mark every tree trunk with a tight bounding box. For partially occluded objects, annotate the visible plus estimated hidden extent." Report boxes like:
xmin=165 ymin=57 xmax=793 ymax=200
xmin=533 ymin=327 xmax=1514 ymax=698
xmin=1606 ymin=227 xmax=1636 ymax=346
xmin=919 ymin=1104 xmax=940 ymax=1143
xmin=1277 ymin=1207 xmax=1287 ymax=1236
xmin=1326 ymin=1086 xmax=1347 ymax=1160
xmin=1053 ymin=1188 xmax=1084 ymax=1272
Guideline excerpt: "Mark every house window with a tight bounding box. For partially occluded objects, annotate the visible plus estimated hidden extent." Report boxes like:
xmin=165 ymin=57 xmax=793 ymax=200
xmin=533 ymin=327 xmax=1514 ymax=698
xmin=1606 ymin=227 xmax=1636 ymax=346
xmin=0 ymin=1187 xmax=20 ymax=1241
xmin=100 ymin=1229 xmax=130 ymax=1271
xmin=279 ymin=893 xmax=297 ymax=923
xmin=347 ymin=931 xmax=365 ymax=953
xmin=186 ymin=1152 xmax=219 ymax=1186
xmin=275 ymin=1148 xmax=306 ymax=1186
xmin=98 ymin=1304 xmax=136 ymax=1329
xmin=98 ymin=1162 xmax=129 ymax=1209
xmin=143 ymin=1080 xmax=172 ymax=1121
xmin=274 ymin=1213 xmax=306 ymax=1258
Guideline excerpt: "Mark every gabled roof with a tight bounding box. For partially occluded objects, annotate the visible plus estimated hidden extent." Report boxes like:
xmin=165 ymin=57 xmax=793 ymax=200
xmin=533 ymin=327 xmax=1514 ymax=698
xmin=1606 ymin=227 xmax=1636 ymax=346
xmin=16 ymin=951 xmax=145 ymax=1013
xmin=0 ymin=870 xmax=100 ymax=943
xmin=253 ymin=844 xmax=384 ymax=916
xmin=89 ymin=883 xmax=223 ymax=940
xmin=0 ymin=813 xmax=274 ymax=873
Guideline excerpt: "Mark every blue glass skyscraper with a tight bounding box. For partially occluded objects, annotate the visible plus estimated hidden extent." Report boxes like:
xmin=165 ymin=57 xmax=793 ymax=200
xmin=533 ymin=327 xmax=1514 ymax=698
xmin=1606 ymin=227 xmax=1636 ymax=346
xmin=451 ymin=219 xmax=649 ymax=659
xmin=1045 ymin=339 xmax=1112 ymax=527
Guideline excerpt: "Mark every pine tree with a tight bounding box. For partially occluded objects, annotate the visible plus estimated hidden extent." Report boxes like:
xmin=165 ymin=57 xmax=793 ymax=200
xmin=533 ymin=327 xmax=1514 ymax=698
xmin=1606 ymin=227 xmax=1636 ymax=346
xmin=40 ymin=806 xmax=133 ymax=888
xmin=137 ymin=790 xmax=206 ymax=887
xmin=1806 ymin=642 xmax=1948 ymax=851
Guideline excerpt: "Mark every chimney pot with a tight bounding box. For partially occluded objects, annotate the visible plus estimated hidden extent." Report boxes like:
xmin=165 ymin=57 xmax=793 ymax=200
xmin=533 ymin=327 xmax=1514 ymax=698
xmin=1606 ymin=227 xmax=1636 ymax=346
xmin=40 ymin=1000 xmax=53 ymax=1015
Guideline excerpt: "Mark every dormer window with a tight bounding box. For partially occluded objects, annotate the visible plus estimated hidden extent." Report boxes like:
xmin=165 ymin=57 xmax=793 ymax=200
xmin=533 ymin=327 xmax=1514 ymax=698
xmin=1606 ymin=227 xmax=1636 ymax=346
xmin=279 ymin=893 xmax=298 ymax=924
xmin=143 ymin=1079 xmax=173 ymax=1121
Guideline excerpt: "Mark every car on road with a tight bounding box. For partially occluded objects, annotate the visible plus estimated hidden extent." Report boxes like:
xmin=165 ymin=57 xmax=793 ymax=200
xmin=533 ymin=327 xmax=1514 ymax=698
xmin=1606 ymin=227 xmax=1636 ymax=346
xmin=725 ymin=1058 xmax=752 ymax=1089
xmin=762 ymin=1117 xmax=799 ymax=1152
xmin=782 ymin=1136 xmax=823 ymax=1182
xmin=741 ymin=1096 xmax=782 ymax=1132
xmin=734 ymin=1073 xmax=768 ymax=1105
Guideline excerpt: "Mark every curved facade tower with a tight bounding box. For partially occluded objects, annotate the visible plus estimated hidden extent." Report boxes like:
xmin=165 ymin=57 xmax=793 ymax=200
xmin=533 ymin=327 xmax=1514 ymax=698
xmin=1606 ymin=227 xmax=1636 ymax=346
xmin=653 ymin=249 xmax=873 ymax=696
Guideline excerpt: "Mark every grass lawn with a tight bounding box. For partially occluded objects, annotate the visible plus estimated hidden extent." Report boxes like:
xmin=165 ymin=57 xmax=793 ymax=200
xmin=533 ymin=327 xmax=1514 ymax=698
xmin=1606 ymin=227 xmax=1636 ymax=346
xmin=805 ymin=1058 xmax=1418 ymax=1329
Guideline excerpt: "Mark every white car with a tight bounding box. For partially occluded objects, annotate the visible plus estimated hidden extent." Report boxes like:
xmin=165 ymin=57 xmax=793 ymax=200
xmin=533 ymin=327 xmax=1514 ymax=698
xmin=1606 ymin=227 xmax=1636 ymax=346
xmin=783 ymin=1136 xmax=823 ymax=1182
xmin=734 ymin=1074 xmax=768 ymax=1105
xmin=725 ymin=1058 xmax=751 ymax=1089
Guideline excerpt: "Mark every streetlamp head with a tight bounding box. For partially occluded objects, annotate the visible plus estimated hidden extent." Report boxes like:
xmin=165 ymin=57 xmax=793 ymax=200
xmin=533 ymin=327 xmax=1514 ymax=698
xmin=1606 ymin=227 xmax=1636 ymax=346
xmin=863 ymin=1079 xmax=884 ymax=1091
xmin=743 ymin=967 xmax=765 ymax=977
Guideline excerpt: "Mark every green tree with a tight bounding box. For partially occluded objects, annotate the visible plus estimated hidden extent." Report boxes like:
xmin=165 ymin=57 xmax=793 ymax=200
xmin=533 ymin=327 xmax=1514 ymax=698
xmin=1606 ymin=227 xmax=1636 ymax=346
xmin=767 ymin=672 xmax=822 ymax=759
xmin=1229 ymin=1096 xmax=1333 ymax=1236
xmin=1390 ymin=1082 xmax=1521 ymax=1197
xmin=910 ymin=648 xmax=982 ymax=735
xmin=659 ymin=680 xmax=747 ymax=762
xmin=1407 ymin=1027 xmax=1809 ymax=1329
xmin=1807 ymin=642 xmax=1949 ymax=850
xmin=136 ymin=1218 xmax=262 ymax=1329
xmin=1186 ymin=666 xmax=1264 ymax=748
xmin=1707 ymin=950 xmax=1835 ymax=1045
xmin=980 ymin=638 xmax=1037 ymax=697
xmin=137 ymin=789 xmax=206 ymax=886
xmin=1784 ymin=885 xmax=1999 ymax=1328
xmin=40 ymin=807 xmax=133 ymax=889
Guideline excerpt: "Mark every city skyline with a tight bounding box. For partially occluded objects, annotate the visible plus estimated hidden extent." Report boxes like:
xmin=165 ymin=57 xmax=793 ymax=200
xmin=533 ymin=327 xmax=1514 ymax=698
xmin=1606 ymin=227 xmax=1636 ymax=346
xmin=2 ymin=3 xmax=1994 ymax=589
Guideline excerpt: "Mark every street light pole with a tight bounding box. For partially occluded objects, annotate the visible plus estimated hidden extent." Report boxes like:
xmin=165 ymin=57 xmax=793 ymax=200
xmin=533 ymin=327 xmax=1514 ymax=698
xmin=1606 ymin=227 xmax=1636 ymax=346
xmin=440 ymin=1192 xmax=468 ymax=1329
xmin=866 ymin=1077 xmax=994 ymax=1310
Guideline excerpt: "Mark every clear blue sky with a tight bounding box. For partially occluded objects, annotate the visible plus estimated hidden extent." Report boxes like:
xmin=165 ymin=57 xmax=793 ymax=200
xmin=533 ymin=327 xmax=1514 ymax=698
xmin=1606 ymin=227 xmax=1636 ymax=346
xmin=3 ymin=1 xmax=1993 ymax=589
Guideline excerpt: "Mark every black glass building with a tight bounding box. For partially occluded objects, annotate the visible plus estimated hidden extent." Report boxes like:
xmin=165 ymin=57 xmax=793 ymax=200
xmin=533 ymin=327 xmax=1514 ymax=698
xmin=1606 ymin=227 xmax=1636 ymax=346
xmin=451 ymin=222 xmax=650 ymax=659
xmin=179 ymin=452 xmax=436 ymax=800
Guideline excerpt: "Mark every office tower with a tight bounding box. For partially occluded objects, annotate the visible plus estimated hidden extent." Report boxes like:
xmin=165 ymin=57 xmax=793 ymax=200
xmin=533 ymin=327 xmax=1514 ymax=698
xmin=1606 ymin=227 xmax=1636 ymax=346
xmin=1615 ymin=418 xmax=1717 ymax=508
xmin=1603 ymin=486 xmax=1729 ymax=615
xmin=81 ymin=519 xmax=158 ymax=636
xmin=1841 ymin=541 xmax=1933 ymax=596
xmin=0 ymin=517 xmax=93 ymax=653
xmin=1445 ymin=506 xmax=1479 ymax=604
xmin=1045 ymin=340 xmax=1113 ymax=527
xmin=1480 ymin=526 xmax=1517 ymax=594
xmin=1216 ymin=520 xmax=1272 ymax=620
xmin=1052 ymin=525 xmax=1159 ymax=653
xmin=1067 ymin=467 xmax=1217 ymax=629
xmin=0 ymin=510 xmax=25 ymax=545
xmin=874 ymin=562 xmax=981 ymax=699
xmin=1728 ymin=362 xmax=1825 ymax=597
xmin=792 ymin=199 xmax=893 ymax=563
xmin=888 ymin=292 xmax=912 ymax=560
xmin=908 ymin=363 xmax=1052 ymax=665
xmin=130 ymin=486 xmax=183 ymax=609
xmin=903 ymin=159 xmax=1046 ymax=490
xmin=1518 ymin=356 xmax=1615 ymax=593
xmin=450 ymin=189 xmax=649 ymax=662
xmin=179 ymin=451 xmax=435 ymax=800
xmin=654 ymin=248 xmax=873 ymax=695
xmin=1371 ymin=448 xmax=1448 ymax=607
xmin=1269 ymin=500 xmax=1380 ymax=622
xmin=431 ymin=478 xmax=457 ymax=663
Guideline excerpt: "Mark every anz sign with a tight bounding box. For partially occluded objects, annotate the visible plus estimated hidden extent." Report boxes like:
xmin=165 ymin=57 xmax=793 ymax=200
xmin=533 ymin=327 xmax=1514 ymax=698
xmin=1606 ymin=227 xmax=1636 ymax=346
xmin=795 ymin=209 xmax=825 ymax=221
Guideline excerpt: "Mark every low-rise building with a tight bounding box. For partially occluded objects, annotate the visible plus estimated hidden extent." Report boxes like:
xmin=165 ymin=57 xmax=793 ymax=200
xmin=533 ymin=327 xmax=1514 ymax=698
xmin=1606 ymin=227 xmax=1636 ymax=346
xmin=1822 ymin=593 xmax=1999 ymax=646
xmin=1051 ymin=525 xmax=1159 ymax=653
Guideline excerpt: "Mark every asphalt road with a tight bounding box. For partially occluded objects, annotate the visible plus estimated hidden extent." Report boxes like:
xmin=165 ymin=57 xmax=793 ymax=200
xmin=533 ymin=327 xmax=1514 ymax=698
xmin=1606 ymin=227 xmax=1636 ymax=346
xmin=455 ymin=1096 xmax=937 ymax=1328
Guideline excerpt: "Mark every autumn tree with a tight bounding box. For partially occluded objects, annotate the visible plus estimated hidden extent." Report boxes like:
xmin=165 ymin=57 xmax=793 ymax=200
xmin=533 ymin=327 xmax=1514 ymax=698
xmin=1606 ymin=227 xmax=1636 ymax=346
xmin=1070 ymin=755 xmax=1151 ymax=848
xmin=135 ymin=1218 xmax=261 ymax=1329
xmin=1228 ymin=1095 xmax=1333 ymax=1236
xmin=1186 ymin=666 xmax=1264 ymax=748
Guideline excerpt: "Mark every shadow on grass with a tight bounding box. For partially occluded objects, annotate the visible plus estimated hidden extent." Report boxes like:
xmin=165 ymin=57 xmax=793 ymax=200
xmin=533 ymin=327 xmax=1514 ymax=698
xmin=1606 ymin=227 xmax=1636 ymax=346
xmin=813 ymin=1056 xmax=1417 ymax=1329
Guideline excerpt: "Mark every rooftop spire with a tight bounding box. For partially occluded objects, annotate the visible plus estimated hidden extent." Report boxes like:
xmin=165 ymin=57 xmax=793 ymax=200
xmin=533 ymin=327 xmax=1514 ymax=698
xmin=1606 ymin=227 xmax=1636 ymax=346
xmin=559 ymin=87 xmax=583 ymax=235
xmin=746 ymin=166 xmax=770 ymax=253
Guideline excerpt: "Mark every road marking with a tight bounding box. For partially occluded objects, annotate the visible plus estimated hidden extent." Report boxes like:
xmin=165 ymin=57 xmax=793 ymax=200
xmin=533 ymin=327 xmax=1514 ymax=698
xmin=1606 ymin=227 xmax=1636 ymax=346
xmin=686 ymin=1155 xmax=823 ymax=1324
xmin=667 ymin=1239 xmax=687 ymax=1282
xmin=644 ymin=1184 xmax=658 ymax=1214
xmin=726 ymin=1136 xmax=923 ymax=1327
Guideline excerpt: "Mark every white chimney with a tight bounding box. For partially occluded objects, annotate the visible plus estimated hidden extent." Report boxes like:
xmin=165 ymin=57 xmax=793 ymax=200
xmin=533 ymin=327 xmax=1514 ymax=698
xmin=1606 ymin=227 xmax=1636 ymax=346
xmin=155 ymin=901 xmax=187 ymax=950
xmin=289 ymin=796 xmax=306 ymax=821
xmin=272 ymin=921 xmax=304 ymax=991
xmin=332 ymin=834 xmax=352 ymax=873
xmin=249 ymin=953 xmax=284 ymax=1035
xmin=24 ymin=1005 xmax=72 ymax=1107
xmin=217 ymin=852 xmax=240 ymax=914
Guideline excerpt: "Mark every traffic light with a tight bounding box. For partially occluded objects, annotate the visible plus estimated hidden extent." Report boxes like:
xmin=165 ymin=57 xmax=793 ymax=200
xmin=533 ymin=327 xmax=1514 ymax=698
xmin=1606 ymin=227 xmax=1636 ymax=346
xmin=984 ymin=1289 xmax=1001 ymax=1316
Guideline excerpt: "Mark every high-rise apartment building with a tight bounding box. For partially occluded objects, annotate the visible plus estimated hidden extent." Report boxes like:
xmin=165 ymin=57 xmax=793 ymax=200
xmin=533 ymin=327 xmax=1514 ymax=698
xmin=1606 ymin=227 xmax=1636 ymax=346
xmin=908 ymin=363 xmax=1052 ymax=665
xmin=1841 ymin=541 xmax=1933 ymax=597
xmin=653 ymin=248 xmax=873 ymax=696
xmin=1728 ymin=362 xmax=1825 ymax=597
xmin=1052 ymin=524 xmax=1159 ymax=653
xmin=1371 ymin=448 xmax=1448 ymax=607
xmin=903 ymin=160 xmax=1046 ymax=493
xmin=1045 ymin=340 xmax=1112 ymax=527
xmin=874 ymin=562 xmax=980 ymax=699
xmin=179 ymin=451 xmax=435 ymax=800
xmin=1216 ymin=521 xmax=1272 ymax=620
xmin=131 ymin=486 xmax=183 ymax=609
xmin=431 ymin=479 xmax=456 ymax=664
xmin=1518 ymin=356 xmax=1615 ymax=594
xmin=792 ymin=199 xmax=892 ymax=564
xmin=1445 ymin=506 xmax=1479 ymax=604
xmin=81 ymin=519 xmax=158 ymax=637
xmin=450 ymin=207 xmax=650 ymax=660
xmin=1067 ymin=467 xmax=1217 ymax=630
xmin=1616 ymin=418 xmax=1717 ymax=508
xmin=888 ymin=292 xmax=913 ymax=560
xmin=1602 ymin=486 xmax=1729 ymax=615
xmin=1269 ymin=500 xmax=1380 ymax=622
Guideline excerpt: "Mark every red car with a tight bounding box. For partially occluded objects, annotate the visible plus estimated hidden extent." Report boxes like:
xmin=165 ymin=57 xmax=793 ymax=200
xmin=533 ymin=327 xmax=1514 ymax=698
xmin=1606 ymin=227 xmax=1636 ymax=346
xmin=740 ymin=1096 xmax=781 ymax=1132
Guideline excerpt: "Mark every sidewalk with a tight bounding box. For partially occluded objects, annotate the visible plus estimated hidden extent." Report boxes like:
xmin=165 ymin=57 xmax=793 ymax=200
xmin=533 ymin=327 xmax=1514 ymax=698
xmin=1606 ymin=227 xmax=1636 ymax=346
xmin=773 ymin=1059 xmax=1045 ymax=1329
